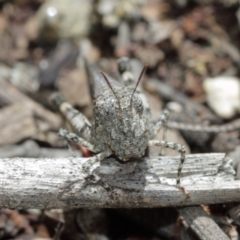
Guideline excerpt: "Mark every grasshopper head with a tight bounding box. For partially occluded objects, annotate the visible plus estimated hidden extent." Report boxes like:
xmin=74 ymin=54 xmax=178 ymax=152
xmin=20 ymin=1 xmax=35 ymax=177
xmin=93 ymin=66 xmax=151 ymax=161
xmin=94 ymin=86 xmax=152 ymax=161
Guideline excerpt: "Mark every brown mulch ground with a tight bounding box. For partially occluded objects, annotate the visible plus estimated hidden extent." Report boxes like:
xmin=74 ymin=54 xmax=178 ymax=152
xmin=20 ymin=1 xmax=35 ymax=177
xmin=0 ymin=0 xmax=239 ymax=239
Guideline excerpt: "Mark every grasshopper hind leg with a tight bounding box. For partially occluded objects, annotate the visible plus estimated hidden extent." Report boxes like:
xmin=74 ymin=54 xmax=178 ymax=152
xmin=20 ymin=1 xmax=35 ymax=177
xmin=152 ymin=109 xmax=170 ymax=156
xmin=50 ymin=92 xmax=92 ymax=142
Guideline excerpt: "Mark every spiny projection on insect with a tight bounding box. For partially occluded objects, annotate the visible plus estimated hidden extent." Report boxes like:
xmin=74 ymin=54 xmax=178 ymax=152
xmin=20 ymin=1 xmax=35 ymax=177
xmin=51 ymin=57 xmax=186 ymax=185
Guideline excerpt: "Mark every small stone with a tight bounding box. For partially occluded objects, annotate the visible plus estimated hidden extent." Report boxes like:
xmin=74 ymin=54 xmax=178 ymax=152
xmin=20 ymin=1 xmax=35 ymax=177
xmin=36 ymin=0 xmax=93 ymax=42
xmin=203 ymin=76 xmax=240 ymax=119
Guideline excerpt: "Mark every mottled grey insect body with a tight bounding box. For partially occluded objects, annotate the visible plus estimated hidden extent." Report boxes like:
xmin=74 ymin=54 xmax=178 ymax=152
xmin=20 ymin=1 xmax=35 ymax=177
xmin=53 ymin=57 xmax=186 ymax=186
xmin=91 ymin=85 xmax=153 ymax=161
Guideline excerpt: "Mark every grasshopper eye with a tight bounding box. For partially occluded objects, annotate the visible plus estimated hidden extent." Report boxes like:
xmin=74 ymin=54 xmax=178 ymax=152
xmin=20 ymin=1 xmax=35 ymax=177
xmin=133 ymin=97 xmax=143 ymax=114
xmin=105 ymin=107 xmax=114 ymax=117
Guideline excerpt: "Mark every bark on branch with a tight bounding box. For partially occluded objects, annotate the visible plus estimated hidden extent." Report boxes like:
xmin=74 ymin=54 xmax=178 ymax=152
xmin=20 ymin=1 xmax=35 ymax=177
xmin=0 ymin=153 xmax=237 ymax=209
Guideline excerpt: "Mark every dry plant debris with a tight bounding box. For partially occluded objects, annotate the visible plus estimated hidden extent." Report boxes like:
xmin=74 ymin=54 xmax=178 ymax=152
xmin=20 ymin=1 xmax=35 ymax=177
xmin=0 ymin=0 xmax=239 ymax=239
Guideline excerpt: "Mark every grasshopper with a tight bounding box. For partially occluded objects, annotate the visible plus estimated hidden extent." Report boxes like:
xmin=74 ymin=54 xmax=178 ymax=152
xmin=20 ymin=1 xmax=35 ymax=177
xmin=51 ymin=57 xmax=186 ymax=186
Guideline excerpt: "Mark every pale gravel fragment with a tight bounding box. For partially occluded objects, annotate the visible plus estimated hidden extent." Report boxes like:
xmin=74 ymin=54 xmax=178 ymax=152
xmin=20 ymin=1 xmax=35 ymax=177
xmin=203 ymin=76 xmax=240 ymax=119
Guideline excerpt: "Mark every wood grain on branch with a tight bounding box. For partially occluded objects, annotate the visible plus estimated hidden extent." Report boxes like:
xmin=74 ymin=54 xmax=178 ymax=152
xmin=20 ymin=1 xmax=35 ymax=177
xmin=0 ymin=153 xmax=238 ymax=209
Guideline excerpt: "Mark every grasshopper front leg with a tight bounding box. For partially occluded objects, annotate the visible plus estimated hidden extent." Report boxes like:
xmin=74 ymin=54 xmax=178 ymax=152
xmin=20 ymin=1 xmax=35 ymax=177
xmin=82 ymin=149 xmax=112 ymax=174
xmin=59 ymin=127 xmax=113 ymax=193
xmin=59 ymin=128 xmax=112 ymax=176
xmin=152 ymin=109 xmax=170 ymax=138
xmin=59 ymin=128 xmax=95 ymax=153
xmin=151 ymin=109 xmax=187 ymax=186
xmin=152 ymin=109 xmax=170 ymax=156
xmin=148 ymin=140 xmax=186 ymax=185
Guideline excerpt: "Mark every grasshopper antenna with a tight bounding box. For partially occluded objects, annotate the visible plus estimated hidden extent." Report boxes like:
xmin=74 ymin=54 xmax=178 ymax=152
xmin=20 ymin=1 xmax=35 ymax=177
xmin=100 ymin=72 xmax=119 ymax=99
xmin=130 ymin=65 xmax=147 ymax=107
xmin=100 ymin=72 xmax=122 ymax=111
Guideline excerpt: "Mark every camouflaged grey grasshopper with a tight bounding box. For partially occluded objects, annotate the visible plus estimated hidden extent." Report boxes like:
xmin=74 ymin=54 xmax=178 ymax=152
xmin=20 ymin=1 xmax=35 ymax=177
xmin=51 ymin=57 xmax=186 ymax=185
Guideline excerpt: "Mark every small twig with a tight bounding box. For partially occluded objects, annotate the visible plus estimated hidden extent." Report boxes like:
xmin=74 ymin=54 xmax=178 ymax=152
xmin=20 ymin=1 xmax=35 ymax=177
xmin=178 ymin=206 xmax=230 ymax=240
xmin=0 ymin=79 xmax=61 ymax=129
xmin=0 ymin=140 xmax=82 ymax=158
xmin=53 ymin=221 xmax=65 ymax=240
xmin=228 ymin=205 xmax=240 ymax=226
xmin=147 ymin=78 xmax=218 ymax=120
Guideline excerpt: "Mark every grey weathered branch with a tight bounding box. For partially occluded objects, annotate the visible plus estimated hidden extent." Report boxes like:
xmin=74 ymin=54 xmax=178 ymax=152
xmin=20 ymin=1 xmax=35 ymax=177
xmin=0 ymin=153 xmax=238 ymax=209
